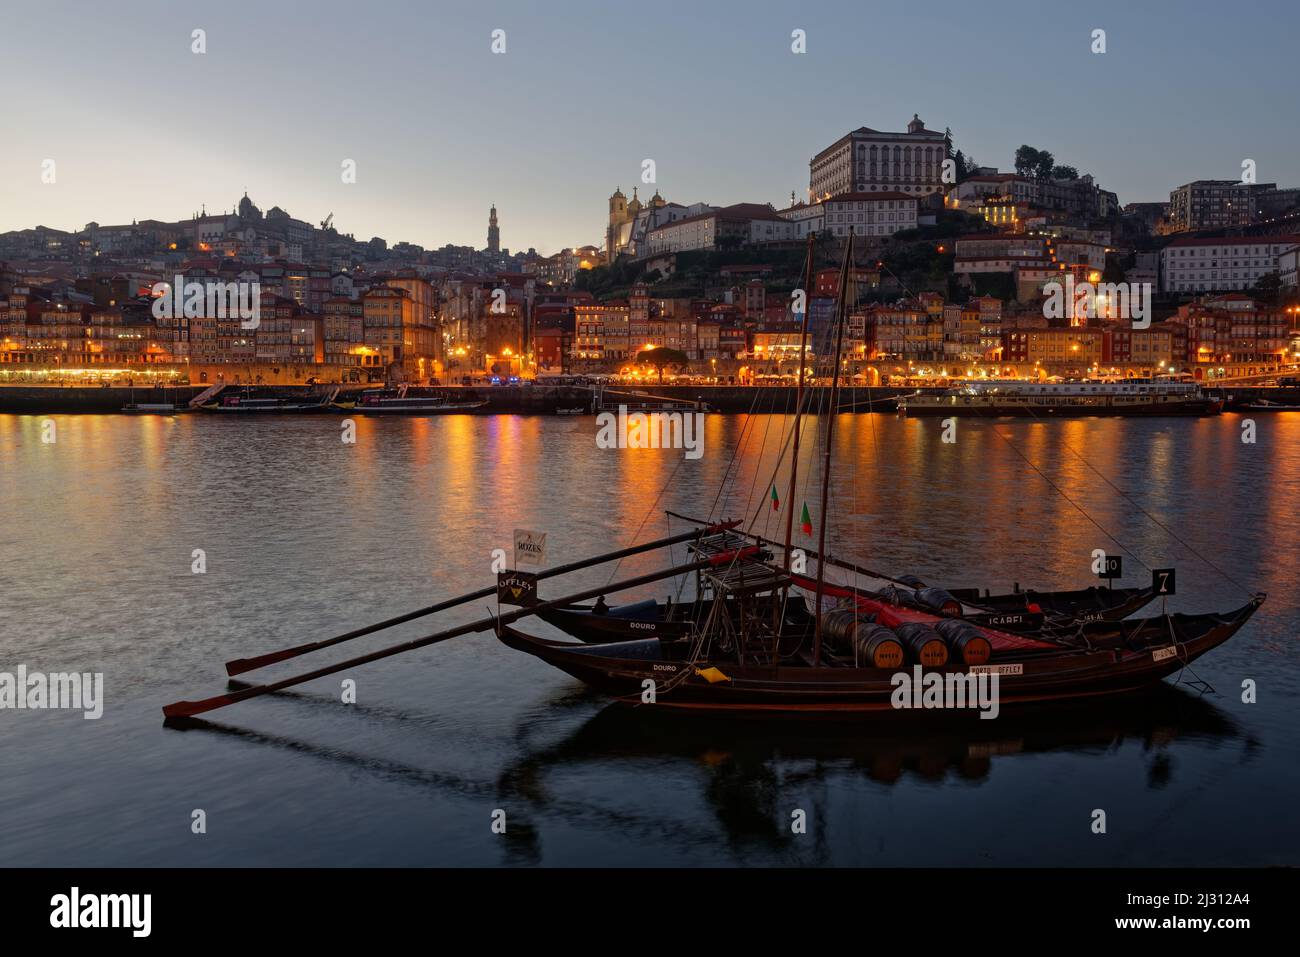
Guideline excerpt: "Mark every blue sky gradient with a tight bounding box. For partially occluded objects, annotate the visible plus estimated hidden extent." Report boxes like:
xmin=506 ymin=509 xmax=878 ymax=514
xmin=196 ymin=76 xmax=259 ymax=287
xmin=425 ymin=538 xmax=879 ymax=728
xmin=1 ymin=0 xmax=1297 ymax=254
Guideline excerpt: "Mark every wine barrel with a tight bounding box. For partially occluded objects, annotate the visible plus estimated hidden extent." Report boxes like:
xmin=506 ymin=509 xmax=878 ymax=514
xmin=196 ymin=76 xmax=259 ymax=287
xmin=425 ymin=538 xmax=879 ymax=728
xmin=934 ymin=618 xmax=992 ymax=665
xmin=820 ymin=610 xmax=905 ymax=668
xmin=893 ymin=621 xmax=949 ymax=667
xmin=850 ymin=623 xmax=906 ymax=669
xmin=820 ymin=608 xmax=861 ymax=651
xmin=914 ymin=587 xmax=963 ymax=617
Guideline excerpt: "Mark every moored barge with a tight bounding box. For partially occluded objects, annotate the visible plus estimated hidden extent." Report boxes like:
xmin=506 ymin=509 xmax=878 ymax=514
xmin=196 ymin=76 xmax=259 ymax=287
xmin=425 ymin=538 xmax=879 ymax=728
xmin=899 ymin=380 xmax=1223 ymax=417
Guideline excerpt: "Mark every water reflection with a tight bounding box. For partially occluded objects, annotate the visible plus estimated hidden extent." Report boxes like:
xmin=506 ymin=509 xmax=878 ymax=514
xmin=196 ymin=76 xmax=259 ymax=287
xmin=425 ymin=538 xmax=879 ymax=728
xmin=7 ymin=411 xmax=1295 ymax=865
xmin=166 ymin=681 xmax=1249 ymax=864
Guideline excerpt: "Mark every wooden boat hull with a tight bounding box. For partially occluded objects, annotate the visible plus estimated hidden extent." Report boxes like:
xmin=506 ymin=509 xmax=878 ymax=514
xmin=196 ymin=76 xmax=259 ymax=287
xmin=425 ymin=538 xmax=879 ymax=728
xmin=539 ymin=583 xmax=1157 ymax=644
xmin=499 ymin=596 xmax=1263 ymax=715
xmin=536 ymin=604 xmax=696 ymax=642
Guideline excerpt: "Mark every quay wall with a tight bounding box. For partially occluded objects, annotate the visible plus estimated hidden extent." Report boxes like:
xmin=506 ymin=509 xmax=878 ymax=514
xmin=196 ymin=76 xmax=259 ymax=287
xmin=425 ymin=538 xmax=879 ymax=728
xmin=1 ymin=383 xmax=1297 ymax=415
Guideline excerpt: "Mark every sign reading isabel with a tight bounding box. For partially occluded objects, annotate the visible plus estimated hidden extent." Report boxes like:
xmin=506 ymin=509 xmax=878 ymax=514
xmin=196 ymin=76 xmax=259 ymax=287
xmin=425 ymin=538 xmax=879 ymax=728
xmin=514 ymin=529 xmax=547 ymax=568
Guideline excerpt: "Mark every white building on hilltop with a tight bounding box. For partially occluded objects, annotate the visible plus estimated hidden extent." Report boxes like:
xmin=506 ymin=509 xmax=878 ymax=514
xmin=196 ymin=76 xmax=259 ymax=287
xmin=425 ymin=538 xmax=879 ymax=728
xmin=778 ymin=192 xmax=918 ymax=239
xmin=809 ymin=114 xmax=948 ymax=202
xmin=1280 ymin=245 xmax=1300 ymax=289
xmin=1160 ymin=236 xmax=1300 ymax=293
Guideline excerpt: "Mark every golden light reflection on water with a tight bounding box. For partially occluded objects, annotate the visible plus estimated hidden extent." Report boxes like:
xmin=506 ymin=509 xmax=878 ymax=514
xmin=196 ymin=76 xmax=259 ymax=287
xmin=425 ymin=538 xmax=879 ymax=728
xmin=2 ymin=409 xmax=1297 ymax=868
xmin=1 ymin=411 xmax=1296 ymax=626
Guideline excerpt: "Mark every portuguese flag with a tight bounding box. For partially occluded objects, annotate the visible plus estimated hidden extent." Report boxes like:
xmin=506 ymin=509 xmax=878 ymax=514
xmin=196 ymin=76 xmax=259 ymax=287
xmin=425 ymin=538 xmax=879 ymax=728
xmin=770 ymin=485 xmax=780 ymax=511
xmin=800 ymin=502 xmax=813 ymax=535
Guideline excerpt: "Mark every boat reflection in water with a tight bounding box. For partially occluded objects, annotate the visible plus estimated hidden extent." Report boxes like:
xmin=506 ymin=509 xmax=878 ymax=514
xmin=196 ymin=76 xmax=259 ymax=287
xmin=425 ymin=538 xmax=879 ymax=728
xmin=494 ymin=682 xmax=1250 ymax=860
xmin=168 ymin=678 xmax=1248 ymax=864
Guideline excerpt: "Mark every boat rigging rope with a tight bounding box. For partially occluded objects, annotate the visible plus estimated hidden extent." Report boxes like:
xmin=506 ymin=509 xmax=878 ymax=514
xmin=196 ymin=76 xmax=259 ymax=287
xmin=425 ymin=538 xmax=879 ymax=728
xmin=605 ymin=452 xmax=686 ymax=587
xmin=607 ymin=371 xmax=769 ymax=590
xmin=879 ymin=223 xmax=1257 ymax=601
xmin=621 ymin=590 xmax=728 ymax=704
xmin=747 ymin=384 xmax=806 ymax=534
xmin=740 ymin=380 xmax=782 ymax=536
xmin=1037 ymin=430 xmax=1255 ymax=599
xmin=705 ymin=382 xmax=767 ymax=524
xmin=988 ymin=425 xmax=1151 ymax=573
xmin=1163 ymin=613 xmax=1214 ymax=694
xmin=871 ymin=254 xmax=1246 ymax=597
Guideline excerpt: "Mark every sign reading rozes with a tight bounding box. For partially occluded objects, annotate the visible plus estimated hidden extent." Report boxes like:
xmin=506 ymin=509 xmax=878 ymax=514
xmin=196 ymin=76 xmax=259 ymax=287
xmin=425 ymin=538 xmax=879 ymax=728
xmin=514 ymin=529 xmax=547 ymax=568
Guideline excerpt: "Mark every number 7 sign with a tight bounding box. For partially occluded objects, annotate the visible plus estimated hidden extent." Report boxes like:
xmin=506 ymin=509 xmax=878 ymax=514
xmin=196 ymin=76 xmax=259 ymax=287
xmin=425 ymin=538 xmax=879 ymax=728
xmin=1152 ymin=568 xmax=1176 ymax=596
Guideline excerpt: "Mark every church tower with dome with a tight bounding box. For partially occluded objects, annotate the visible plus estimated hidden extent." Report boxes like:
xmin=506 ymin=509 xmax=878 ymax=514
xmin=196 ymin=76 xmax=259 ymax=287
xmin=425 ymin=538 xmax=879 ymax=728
xmin=237 ymin=191 xmax=262 ymax=222
xmin=606 ymin=187 xmax=650 ymax=263
xmin=605 ymin=187 xmax=628 ymax=263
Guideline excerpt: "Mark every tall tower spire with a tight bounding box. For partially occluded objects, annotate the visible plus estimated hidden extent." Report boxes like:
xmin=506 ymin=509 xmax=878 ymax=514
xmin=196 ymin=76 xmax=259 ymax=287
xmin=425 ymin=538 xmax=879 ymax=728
xmin=487 ymin=204 xmax=500 ymax=254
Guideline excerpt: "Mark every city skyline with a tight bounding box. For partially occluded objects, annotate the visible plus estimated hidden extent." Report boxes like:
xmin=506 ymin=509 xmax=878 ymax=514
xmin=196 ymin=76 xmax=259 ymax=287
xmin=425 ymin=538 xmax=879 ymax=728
xmin=2 ymin=0 xmax=1299 ymax=255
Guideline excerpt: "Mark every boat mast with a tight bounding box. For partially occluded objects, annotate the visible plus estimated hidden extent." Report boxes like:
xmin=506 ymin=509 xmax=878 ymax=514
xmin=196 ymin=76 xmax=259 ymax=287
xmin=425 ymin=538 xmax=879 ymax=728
xmin=811 ymin=228 xmax=854 ymax=667
xmin=782 ymin=232 xmax=818 ymax=570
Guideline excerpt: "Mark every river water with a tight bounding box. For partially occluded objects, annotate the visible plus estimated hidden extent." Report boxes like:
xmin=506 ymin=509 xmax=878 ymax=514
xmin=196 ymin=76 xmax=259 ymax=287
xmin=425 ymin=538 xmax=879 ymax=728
xmin=0 ymin=410 xmax=1297 ymax=866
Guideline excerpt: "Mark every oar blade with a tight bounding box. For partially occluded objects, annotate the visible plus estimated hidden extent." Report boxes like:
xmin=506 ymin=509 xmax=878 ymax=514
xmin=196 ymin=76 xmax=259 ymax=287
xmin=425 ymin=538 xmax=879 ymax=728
xmin=163 ymin=684 xmax=264 ymax=718
xmin=162 ymin=696 xmax=234 ymax=719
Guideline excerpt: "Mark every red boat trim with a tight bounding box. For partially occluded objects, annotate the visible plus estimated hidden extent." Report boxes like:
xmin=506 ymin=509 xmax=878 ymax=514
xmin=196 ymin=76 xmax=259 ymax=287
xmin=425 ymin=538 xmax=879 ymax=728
xmin=787 ymin=572 xmax=1059 ymax=652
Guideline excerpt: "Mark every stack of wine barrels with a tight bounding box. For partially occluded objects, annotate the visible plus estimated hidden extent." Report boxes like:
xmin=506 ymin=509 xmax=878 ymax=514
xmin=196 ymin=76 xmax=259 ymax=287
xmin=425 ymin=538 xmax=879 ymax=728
xmin=820 ymin=609 xmax=905 ymax=668
xmin=822 ymin=608 xmax=992 ymax=669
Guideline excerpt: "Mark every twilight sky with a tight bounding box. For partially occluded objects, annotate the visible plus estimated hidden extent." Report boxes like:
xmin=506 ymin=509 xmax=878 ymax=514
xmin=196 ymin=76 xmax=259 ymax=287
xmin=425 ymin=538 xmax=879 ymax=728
xmin=1 ymin=0 xmax=1297 ymax=256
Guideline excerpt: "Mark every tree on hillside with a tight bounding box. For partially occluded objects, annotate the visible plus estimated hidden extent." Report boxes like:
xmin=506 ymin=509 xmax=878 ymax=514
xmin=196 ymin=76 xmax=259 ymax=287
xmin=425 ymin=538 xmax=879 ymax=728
xmin=951 ymin=149 xmax=980 ymax=183
xmin=1015 ymin=145 xmax=1056 ymax=180
xmin=1252 ymin=272 xmax=1282 ymax=303
xmin=943 ymin=128 xmax=983 ymax=184
xmin=1051 ymin=165 xmax=1080 ymax=180
xmin=1014 ymin=145 xmax=1039 ymax=178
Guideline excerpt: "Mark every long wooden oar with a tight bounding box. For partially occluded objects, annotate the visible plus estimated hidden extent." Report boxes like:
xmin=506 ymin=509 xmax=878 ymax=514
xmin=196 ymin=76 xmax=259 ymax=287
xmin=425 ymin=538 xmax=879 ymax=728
xmin=225 ymin=521 xmax=738 ymax=676
xmin=165 ymin=557 xmax=719 ymax=719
